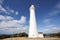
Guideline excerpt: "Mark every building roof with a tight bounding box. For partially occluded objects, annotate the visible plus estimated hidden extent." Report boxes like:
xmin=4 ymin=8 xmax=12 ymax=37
xmin=30 ymin=5 xmax=35 ymax=9
xmin=38 ymin=32 xmax=43 ymax=34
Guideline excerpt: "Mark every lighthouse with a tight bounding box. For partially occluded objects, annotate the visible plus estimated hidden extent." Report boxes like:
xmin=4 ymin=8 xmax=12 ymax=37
xmin=28 ymin=5 xmax=38 ymax=38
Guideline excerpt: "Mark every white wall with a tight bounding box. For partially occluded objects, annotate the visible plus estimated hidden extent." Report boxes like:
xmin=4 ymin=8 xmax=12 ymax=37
xmin=38 ymin=34 xmax=44 ymax=38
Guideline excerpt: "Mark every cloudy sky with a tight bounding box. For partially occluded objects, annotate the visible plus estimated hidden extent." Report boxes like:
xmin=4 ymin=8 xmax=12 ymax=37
xmin=0 ymin=0 xmax=60 ymax=34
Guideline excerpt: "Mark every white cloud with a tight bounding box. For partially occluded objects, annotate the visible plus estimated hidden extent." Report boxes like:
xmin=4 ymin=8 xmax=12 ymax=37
xmin=0 ymin=15 xmax=13 ymax=20
xmin=0 ymin=5 xmax=8 ymax=14
xmin=46 ymin=25 xmax=54 ymax=27
xmin=42 ymin=18 xmax=60 ymax=33
xmin=15 ymin=11 xmax=19 ymax=15
xmin=0 ymin=4 xmax=19 ymax=15
xmin=9 ymin=10 xmax=14 ymax=13
xmin=0 ymin=0 xmax=27 ymax=34
xmin=43 ymin=2 xmax=60 ymax=33
xmin=42 ymin=25 xmax=60 ymax=33
xmin=0 ymin=16 xmax=26 ymax=28
xmin=0 ymin=25 xmax=28 ymax=34
xmin=0 ymin=15 xmax=28 ymax=34
xmin=0 ymin=0 xmax=4 ymax=4
xmin=43 ymin=19 xmax=50 ymax=23
xmin=48 ymin=2 xmax=60 ymax=16
xmin=49 ymin=10 xmax=60 ymax=16
xmin=6 ymin=6 xmax=19 ymax=15
xmin=43 ymin=18 xmax=51 ymax=24
xmin=56 ymin=2 xmax=60 ymax=9
xmin=19 ymin=16 xmax=26 ymax=24
xmin=6 ymin=7 xmax=14 ymax=14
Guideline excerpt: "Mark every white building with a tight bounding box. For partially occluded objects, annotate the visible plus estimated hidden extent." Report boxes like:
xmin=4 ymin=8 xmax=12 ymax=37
xmin=28 ymin=5 xmax=38 ymax=38
xmin=28 ymin=5 xmax=44 ymax=38
xmin=38 ymin=32 xmax=44 ymax=38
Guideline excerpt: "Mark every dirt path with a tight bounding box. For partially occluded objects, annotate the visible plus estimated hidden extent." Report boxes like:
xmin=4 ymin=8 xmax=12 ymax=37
xmin=3 ymin=37 xmax=60 ymax=40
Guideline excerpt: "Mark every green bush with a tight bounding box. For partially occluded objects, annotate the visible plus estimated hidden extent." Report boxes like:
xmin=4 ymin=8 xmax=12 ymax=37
xmin=0 ymin=32 xmax=28 ymax=39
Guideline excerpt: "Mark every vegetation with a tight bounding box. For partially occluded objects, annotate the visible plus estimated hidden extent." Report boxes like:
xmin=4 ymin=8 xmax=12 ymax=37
xmin=0 ymin=32 xmax=60 ymax=39
xmin=0 ymin=32 xmax=28 ymax=39
xmin=0 ymin=34 xmax=10 ymax=39
xmin=49 ymin=32 xmax=60 ymax=37
xmin=13 ymin=32 xmax=28 ymax=37
xmin=43 ymin=34 xmax=47 ymax=37
xmin=44 ymin=32 xmax=60 ymax=38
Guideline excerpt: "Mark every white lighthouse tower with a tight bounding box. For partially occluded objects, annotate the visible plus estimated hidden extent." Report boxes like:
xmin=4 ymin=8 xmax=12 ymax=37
xmin=28 ymin=5 xmax=38 ymax=38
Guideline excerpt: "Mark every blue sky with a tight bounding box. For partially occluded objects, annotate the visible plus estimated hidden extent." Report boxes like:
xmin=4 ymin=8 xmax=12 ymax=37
xmin=0 ymin=0 xmax=60 ymax=34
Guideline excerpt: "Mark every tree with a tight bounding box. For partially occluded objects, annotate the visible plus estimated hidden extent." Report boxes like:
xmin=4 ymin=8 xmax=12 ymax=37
xmin=19 ymin=32 xmax=28 ymax=37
